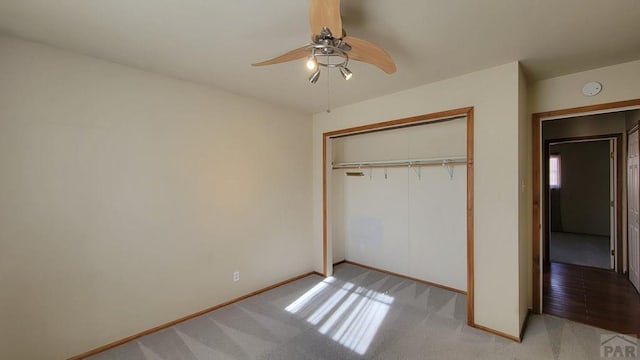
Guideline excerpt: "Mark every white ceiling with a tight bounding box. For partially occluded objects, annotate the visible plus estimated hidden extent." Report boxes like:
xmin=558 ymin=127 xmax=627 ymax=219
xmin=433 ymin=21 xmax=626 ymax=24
xmin=1 ymin=0 xmax=639 ymax=114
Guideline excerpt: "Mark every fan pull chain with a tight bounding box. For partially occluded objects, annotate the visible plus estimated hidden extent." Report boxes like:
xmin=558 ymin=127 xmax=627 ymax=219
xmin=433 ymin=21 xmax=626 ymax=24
xmin=326 ymin=53 xmax=331 ymax=113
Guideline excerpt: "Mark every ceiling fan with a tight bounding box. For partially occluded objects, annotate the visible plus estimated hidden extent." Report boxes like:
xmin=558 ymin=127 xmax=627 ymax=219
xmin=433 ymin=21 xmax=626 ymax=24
xmin=252 ymin=0 xmax=396 ymax=84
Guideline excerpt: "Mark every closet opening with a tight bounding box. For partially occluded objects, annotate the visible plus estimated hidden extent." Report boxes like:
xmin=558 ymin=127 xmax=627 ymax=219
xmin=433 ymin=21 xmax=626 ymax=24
xmin=322 ymin=107 xmax=475 ymax=326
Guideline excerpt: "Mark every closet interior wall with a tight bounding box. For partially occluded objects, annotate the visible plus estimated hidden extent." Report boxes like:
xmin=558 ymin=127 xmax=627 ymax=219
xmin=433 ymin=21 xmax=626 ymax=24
xmin=330 ymin=117 xmax=468 ymax=291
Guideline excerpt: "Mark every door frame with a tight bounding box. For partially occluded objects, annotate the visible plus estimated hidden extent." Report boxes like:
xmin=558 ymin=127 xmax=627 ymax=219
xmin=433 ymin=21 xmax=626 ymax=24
xmin=532 ymin=98 xmax=640 ymax=313
xmin=543 ymin=135 xmax=622 ymax=270
xmin=322 ymin=106 xmax=475 ymax=325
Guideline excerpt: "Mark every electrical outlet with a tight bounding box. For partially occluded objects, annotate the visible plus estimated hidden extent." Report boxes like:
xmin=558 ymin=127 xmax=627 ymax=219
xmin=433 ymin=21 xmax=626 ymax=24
xmin=233 ymin=271 xmax=240 ymax=282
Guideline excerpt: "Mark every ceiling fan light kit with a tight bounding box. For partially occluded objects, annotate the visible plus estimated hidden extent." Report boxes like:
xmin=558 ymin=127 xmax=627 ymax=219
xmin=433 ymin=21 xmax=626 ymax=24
xmin=339 ymin=65 xmax=353 ymax=80
xmin=306 ymin=52 xmax=318 ymax=71
xmin=252 ymin=0 xmax=396 ymax=85
xmin=309 ymin=68 xmax=321 ymax=84
xmin=303 ymin=28 xmax=354 ymax=83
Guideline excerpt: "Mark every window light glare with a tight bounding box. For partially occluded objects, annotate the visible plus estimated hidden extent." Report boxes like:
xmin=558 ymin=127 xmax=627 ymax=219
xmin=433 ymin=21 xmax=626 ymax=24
xmin=550 ymin=155 xmax=561 ymax=189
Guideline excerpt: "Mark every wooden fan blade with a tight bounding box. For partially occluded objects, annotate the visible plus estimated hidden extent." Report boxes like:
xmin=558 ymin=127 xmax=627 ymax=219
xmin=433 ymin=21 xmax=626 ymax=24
xmin=344 ymin=36 xmax=396 ymax=74
xmin=309 ymin=0 xmax=342 ymax=36
xmin=252 ymin=46 xmax=309 ymax=66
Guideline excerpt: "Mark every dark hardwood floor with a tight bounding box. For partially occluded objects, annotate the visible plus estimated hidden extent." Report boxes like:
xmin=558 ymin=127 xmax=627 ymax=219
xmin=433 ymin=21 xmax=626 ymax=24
xmin=544 ymin=262 xmax=640 ymax=336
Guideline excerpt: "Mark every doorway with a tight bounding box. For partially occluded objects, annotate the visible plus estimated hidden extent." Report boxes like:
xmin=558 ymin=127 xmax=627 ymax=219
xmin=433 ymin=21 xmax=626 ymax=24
xmin=545 ymin=137 xmax=618 ymax=270
xmin=532 ymin=99 xmax=640 ymax=335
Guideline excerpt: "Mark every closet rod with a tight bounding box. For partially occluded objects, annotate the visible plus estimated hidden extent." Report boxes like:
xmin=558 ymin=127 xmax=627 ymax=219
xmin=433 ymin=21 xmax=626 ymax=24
xmin=332 ymin=156 xmax=467 ymax=169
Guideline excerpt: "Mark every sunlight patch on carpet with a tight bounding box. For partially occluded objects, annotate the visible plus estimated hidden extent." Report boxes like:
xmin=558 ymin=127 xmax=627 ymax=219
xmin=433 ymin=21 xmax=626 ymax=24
xmin=286 ymin=277 xmax=394 ymax=355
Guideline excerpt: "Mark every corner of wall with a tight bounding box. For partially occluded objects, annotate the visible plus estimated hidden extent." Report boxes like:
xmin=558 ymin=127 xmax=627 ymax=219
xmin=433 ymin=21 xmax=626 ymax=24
xmin=518 ymin=64 xmax=533 ymax=330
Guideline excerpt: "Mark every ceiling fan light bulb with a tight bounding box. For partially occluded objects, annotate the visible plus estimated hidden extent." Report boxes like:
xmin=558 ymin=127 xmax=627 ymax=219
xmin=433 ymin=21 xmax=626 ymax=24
xmin=306 ymin=55 xmax=318 ymax=71
xmin=309 ymin=68 xmax=321 ymax=84
xmin=339 ymin=66 xmax=353 ymax=80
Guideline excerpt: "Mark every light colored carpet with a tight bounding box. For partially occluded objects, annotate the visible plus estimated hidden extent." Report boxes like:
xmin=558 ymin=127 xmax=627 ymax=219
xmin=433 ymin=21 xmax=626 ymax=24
xmin=550 ymin=232 xmax=611 ymax=269
xmin=89 ymin=263 xmax=626 ymax=360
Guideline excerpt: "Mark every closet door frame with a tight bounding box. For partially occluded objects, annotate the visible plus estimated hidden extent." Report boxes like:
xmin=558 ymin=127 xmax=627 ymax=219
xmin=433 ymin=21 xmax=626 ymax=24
xmin=322 ymin=106 xmax=475 ymax=325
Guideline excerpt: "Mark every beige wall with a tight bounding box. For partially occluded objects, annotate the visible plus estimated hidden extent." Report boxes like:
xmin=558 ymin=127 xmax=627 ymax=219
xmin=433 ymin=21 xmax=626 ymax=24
xmin=530 ymin=60 xmax=640 ymax=113
xmin=0 ymin=35 xmax=313 ymax=359
xmin=314 ymin=62 xmax=524 ymax=337
xmin=529 ymin=59 xmax=640 ymax=310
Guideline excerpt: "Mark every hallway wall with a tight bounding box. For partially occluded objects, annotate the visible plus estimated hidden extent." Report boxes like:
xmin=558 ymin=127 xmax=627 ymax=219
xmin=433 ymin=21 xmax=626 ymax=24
xmin=550 ymin=141 xmax=610 ymax=236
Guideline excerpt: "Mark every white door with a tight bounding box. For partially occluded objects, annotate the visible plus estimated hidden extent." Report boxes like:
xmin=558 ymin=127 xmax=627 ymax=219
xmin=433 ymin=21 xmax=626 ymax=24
xmin=610 ymin=139 xmax=616 ymax=269
xmin=627 ymin=130 xmax=640 ymax=292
